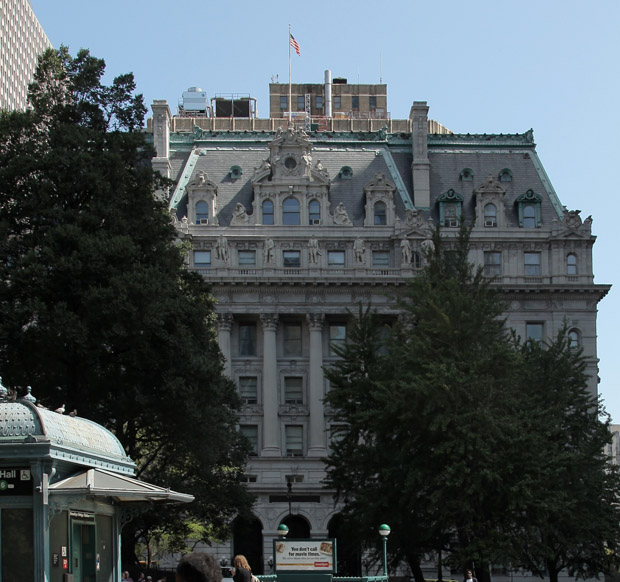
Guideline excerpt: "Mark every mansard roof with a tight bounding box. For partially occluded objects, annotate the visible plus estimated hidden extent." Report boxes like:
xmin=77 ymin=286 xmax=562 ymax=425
xmin=156 ymin=127 xmax=561 ymax=228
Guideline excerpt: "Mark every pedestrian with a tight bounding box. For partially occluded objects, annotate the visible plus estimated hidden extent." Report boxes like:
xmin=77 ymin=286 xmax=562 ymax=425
xmin=232 ymin=555 xmax=253 ymax=582
xmin=464 ymin=570 xmax=478 ymax=582
xmin=176 ymin=552 xmax=222 ymax=582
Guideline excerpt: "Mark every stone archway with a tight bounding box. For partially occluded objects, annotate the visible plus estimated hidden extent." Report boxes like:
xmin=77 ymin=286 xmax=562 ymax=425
xmin=232 ymin=515 xmax=264 ymax=574
xmin=281 ymin=514 xmax=311 ymax=539
xmin=328 ymin=514 xmax=362 ymax=577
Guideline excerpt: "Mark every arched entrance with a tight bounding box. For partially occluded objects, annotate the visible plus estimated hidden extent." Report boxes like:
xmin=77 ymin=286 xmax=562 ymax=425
xmin=281 ymin=514 xmax=310 ymax=539
xmin=328 ymin=514 xmax=362 ymax=576
xmin=232 ymin=515 xmax=264 ymax=574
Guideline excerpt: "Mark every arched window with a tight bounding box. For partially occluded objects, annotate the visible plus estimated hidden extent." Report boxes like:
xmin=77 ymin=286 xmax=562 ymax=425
xmin=484 ymin=203 xmax=497 ymax=227
xmin=374 ymin=201 xmax=387 ymax=225
xmin=568 ymin=329 xmax=580 ymax=349
xmin=567 ymin=253 xmax=578 ymax=275
xmin=195 ymin=201 xmax=209 ymax=224
xmin=412 ymin=251 xmax=422 ymax=269
xmin=283 ymin=197 xmax=300 ymax=225
xmin=309 ymin=200 xmax=320 ymax=224
xmin=262 ymin=200 xmax=274 ymax=225
xmin=523 ymin=204 xmax=536 ymax=228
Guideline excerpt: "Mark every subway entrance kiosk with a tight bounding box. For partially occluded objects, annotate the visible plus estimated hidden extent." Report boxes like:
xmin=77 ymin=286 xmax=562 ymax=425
xmin=0 ymin=387 xmax=193 ymax=582
xmin=274 ymin=535 xmax=336 ymax=582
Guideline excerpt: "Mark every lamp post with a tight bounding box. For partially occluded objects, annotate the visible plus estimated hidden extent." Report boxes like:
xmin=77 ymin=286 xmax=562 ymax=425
xmin=378 ymin=524 xmax=390 ymax=577
xmin=278 ymin=524 xmax=289 ymax=538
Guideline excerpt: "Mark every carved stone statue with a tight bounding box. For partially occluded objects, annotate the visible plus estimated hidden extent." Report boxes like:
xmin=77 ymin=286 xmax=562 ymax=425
xmin=216 ymin=235 xmax=229 ymax=262
xmin=264 ymin=238 xmax=275 ymax=264
xmin=421 ymin=237 xmax=434 ymax=254
xmin=333 ymin=202 xmax=352 ymax=226
xmin=308 ymin=236 xmax=321 ymax=264
xmin=231 ymin=203 xmax=249 ymax=225
xmin=562 ymin=208 xmax=583 ymax=230
xmin=400 ymin=238 xmax=412 ymax=264
xmin=353 ymin=238 xmax=366 ymax=263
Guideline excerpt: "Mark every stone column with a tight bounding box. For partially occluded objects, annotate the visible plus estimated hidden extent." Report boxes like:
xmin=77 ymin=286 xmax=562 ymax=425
xmin=261 ymin=313 xmax=280 ymax=456
xmin=307 ymin=313 xmax=327 ymax=456
xmin=151 ymin=100 xmax=172 ymax=181
xmin=216 ymin=313 xmax=233 ymax=378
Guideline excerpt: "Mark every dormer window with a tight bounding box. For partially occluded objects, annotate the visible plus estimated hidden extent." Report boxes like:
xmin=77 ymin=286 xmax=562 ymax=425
xmin=484 ymin=203 xmax=497 ymax=227
xmin=229 ymin=165 xmax=242 ymax=179
xmin=262 ymin=199 xmax=274 ymax=225
xmin=339 ymin=166 xmax=353 ymax=179
xmin=195 ymin=200 xmax=209 ymax=225
xmin=309 ymin=199 xmax=321 ymax=225
xmin=374 ymin=201 xmax=387 ymax=225
xmin=460 ymin=168 xmax=474 ymax=182
xmin=516 ymin=189 xmax=542 ymax=228
xmin=499 ymin=168 xmax=513 ymax=182
xmin=283 ymin=197 xmax=300 ymax=225
xmin=438 ymin=188 xmax=463 ymax=228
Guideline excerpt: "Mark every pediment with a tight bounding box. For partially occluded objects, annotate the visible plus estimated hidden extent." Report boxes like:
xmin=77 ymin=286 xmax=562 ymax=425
xmin=188 ymin=171 xmax=218 ymax=194
xmin=473 ymin=175 xmax=506 ymax=197
xmin=363 ymin=172 xmax=396 ymax=196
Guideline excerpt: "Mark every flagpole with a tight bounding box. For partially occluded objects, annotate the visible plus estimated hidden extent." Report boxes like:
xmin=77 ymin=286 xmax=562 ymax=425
xmin=288 ymin=24 xmax=292 ymax=127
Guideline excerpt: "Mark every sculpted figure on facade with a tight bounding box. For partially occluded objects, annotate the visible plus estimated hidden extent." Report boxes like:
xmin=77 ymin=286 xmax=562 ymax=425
xmin=264 ymin=238 xmax=275 ymax=264
xmin=216 ymin=235 xmax=229 ymax=262
xmin=400 ymin=237 xmax=412 ymax=265
xmin=231 ymin=202 xmax=250 ymax=225
xmin=308 ymin=236 xmax=321 ymax=264
xmin=561 ymin=208 xmax=583 ymax=230
xmin=333 ymin=202 xmax=352 ymax=226
xmin=353 ymin=238 xmax=366 ymax=263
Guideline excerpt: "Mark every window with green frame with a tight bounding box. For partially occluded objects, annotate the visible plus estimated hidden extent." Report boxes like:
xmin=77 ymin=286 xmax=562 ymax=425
xmin=516 ymin=189 xmax=543 ymax=228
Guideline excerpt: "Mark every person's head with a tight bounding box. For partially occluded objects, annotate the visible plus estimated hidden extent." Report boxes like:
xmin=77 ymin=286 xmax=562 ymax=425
xmin=176 ymin=553 xmax=222 ymax=582
xmin=466 ymin=571 xmax=473 ymax=579
xmin=233 ymin=555 xmax=251 ymax=572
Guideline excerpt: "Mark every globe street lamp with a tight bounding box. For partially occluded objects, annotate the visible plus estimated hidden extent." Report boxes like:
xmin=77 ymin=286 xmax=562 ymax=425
xmin=378 ymin=524 xmax=391 ymax=577
xmin=278 ymin=524 xmax=289 ymax=538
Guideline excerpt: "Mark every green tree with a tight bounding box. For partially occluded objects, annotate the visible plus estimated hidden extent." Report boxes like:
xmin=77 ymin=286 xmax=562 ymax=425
xmin=0 ymin=47 xmax=253 ymax=561
xmin=509 ymin=330 xmax=620 ymax=582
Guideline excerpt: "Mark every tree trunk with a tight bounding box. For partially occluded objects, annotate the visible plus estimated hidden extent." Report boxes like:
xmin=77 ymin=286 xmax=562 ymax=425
xmin=405 ymin=551 xmax=425 ymax=582
xmin=546 ymin=561 xmax=560 ymax=582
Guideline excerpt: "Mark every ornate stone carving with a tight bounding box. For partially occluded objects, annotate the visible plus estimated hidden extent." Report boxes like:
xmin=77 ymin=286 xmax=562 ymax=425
xmin=231 ymin=203 xmax=249 ymax=225
xmin=333 ymin=202 xmax=352 ymax=226
xmin=215 ymin=235 xmax=229 ymax=262
xmin=400 ymin=237 xmax=412 ymax=264
xmin=308 ymin=236 xmax=321 ymax=264
xmin=216 ymin=313 xmax=233 ymax=331
xmin=263 ymin=238 xmax=275 ymax=264
xmin=353 ymin=238 xmax=366 ymax=263
xmin=260 ymin=313 xmax=279 ymax=330
xmin=561 ymin=208 xmax=582 ymax=230
xmin=306 ymin=313 xmax=324 ymax=330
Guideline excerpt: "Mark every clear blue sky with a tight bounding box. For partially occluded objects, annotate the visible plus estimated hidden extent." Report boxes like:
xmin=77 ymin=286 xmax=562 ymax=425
xmin=29 ymin=0 xmax=620 ymax=421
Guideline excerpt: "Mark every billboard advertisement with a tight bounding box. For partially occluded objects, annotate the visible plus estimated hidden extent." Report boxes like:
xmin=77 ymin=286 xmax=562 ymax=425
xmin=274 ymin=539 xmax=335 ymax=572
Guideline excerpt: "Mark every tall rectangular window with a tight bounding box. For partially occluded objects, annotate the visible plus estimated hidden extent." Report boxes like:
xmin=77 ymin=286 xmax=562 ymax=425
xmin=524 ymin=252 xmax=541 ymax=276
xmin=369 ymin=96 xmax=377 ymax=109
xmin=193 ymin=250 xmax=211 ymax=267
xmin=526 ymin=323 xmax=544 ymax=343
xmin=239 ymin=376 xmax=258 ymax=404
xmin=351 ymin=95 xmax=359 ymax=110
xmin=297 ymin=95 xmax=305 ymax=110
xmin=285 ymin=425 xmax=303 ymax=456
xmin=283 ymin=323 xmax=302 ymax=356
xmin=328 ymin=250 xmax=345 ymax=267
xmin=240 ymin=425 xmax=258 ymax=455
xmin=238 ymin=250 xmax=256 ymax=266
xmin=315 ymin=96 xmax=324 ymax=110
xmin=283 ymin=250 xmax=301 ymax=268
xmin=372 ymin=251 xmax=390 ymax=267
xmin=329 ymin=324 xmax=347 ymax=356
xmin=333 ymin=95 xmax=341 ymax=110
xmin=484 ymin=251 xmax=502 ymax=277
xmin=284 ymin=376 xmax=303 ymax=404
xmin=280 ymin=96 xmax=288 ymax=110
xmin=239 ymin=322 xmax=257 ymax=356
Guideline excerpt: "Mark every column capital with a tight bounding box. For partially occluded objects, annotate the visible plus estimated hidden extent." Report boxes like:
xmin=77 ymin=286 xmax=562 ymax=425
xmin=260 ymin=313 xmax=279 ymax=331
xmin=306 ymin=313 xmax=324 ymax=330
xmin=216 ymin=312 xmax=233 ymax=331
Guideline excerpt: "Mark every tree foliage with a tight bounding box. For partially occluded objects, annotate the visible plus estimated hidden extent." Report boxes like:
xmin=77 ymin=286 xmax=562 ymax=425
xmin=325 ymin=226 xmax=620 ymax=582
xmin=0 ymin=47 xmax=253 ymax=559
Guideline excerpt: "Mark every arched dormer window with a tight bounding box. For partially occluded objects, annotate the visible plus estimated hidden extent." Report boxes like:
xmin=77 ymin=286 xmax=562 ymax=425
xmin=283 ymin=197 xmax=300 ymax=225
xmin=196 ymin=201 xmax=209 ymax=224
xmin=566 ymin=253 xmax=578 ymax=275
xmin=262 ymin=199 xmax=274 ymax=225
xmin=484 ymin=203 xmax=497 ymax=227
xmin=339 ymin=166 xmax=353 ymax=180
xmin=516 ymin=189 xmax=543 ymax=228
xmin=309 ymin=200 xmax=321 ymax=225
xmin=374 ymin=201 xmax=387 ymax=225
xmin=229 ymin=165 xmax=242 ymax=179
xmin=568 ymin=329 xmax=580 ymax=349
xmin=499 ymin=168 xmax=513 ymax=182
xmin=438 ymin=188 xmax=464 ymax=228
xmin=460 ymin=168 xmax=474 ymax=182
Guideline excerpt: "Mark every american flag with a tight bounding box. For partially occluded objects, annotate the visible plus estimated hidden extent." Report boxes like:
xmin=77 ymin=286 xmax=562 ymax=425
xmin=289 ymin=34 xmax=301 ymax=56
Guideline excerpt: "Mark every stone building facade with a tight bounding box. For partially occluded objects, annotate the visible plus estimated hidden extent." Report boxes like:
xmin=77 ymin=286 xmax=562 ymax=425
xmin=148 ymin=96 xmax=609 ymax=578
xmin=0 ymin=0 xmax=51 ymax=111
